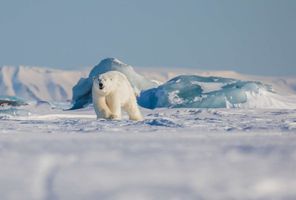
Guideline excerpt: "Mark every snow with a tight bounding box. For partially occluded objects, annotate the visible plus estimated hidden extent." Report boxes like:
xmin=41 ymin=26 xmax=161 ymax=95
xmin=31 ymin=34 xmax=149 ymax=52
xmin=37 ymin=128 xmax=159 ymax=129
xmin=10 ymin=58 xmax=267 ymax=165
xmin=192 ymin=81 xmax=224 ymax=93
xmin=1 ymin=106 xmax=296 ymax=199
xmin=1 ymin=59 xmax=296 ymax=199
xmin=0 ymin=65 xmax=87 ymax=101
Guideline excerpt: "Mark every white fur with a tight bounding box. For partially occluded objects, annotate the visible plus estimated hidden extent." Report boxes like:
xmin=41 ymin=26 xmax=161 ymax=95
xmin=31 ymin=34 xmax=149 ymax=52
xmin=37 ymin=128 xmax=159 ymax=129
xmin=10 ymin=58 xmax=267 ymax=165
xmin=92 ymin=71 xmax=143 ymax=121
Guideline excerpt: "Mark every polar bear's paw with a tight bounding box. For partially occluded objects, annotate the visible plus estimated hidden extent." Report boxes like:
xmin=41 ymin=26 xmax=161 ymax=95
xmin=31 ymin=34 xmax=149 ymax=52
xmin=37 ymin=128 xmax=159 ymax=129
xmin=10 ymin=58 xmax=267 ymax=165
xmin=109 ymin=114 xmax=121 ymax=120
xmin=129 ymin=114 xmax=144 ymax=121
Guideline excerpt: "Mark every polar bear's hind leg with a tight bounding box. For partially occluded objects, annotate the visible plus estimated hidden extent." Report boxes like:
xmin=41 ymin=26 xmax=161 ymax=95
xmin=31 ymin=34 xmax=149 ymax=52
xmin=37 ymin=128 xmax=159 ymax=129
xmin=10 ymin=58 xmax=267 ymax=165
xmin=123 ymin=100 xmax=143 ymax=121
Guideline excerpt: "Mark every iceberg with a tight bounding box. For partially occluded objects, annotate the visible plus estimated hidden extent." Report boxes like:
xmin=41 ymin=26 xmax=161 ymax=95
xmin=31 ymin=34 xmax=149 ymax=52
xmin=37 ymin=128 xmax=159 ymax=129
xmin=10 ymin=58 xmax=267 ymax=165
xmin=138 ymin=75 xmax=273 ymax=109
xmin=70 ymin=58 xmax=158 ymax=109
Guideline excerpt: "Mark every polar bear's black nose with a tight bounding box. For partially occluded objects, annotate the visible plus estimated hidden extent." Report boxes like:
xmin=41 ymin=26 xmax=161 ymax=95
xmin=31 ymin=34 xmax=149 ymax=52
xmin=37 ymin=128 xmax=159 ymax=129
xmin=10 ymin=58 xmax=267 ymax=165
xmin=99 ymin=83 xmax=104 ymax=89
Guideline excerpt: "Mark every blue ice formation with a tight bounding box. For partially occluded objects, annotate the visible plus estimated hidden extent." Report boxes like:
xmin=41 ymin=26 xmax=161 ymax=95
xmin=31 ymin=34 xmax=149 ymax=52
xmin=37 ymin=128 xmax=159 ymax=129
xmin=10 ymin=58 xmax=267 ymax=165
xmin=138 ymin=75 xmax=273 ymax=109
xmin=70 ymin=58 xmax=158 ymax=109
xmin=0 ymin=95 xmax=28 ymax=107
xmin=0 ymin=96 xmax=30 ymax=117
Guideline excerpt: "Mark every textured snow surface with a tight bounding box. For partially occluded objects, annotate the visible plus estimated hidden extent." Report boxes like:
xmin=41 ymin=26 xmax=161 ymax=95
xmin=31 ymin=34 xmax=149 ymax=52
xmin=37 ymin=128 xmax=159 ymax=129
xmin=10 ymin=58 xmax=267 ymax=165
xmin=1 ymin=106 xmax=296 ymax=199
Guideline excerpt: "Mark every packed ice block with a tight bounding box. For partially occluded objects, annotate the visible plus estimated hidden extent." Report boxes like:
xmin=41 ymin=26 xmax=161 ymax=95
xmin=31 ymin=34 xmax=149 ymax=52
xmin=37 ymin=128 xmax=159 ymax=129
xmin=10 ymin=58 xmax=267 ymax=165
xmin=138 ymin=75 xmax=273 ymax=109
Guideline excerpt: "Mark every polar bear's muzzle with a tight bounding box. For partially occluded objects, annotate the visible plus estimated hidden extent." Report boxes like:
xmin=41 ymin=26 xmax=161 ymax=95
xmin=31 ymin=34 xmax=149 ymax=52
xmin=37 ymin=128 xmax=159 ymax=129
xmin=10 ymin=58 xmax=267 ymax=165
xmin=99 ymin=82 xmax=104 ymax=90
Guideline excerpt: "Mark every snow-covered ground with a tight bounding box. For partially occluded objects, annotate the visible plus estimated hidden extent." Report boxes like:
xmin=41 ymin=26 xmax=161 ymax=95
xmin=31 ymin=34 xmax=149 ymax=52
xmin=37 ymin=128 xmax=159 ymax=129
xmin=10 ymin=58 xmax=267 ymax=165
xmin=1 ymin=106 xmax=296 ymax=200
xmin=1 ymin=62 xmax=296 ymax=199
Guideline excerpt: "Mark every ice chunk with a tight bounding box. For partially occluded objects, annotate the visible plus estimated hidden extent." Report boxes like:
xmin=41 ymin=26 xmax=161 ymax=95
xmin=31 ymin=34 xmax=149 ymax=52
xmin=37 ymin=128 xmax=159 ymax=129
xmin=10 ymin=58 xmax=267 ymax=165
xmin=0 ymin=95 xmax=28 ymax=107
xmin=70 ymin=58 xmax=158 ymax=109
xmin=138 ymin=75 xmax=273 ymax=109
xmin=0 ymin=96 xmax=30 ymax=117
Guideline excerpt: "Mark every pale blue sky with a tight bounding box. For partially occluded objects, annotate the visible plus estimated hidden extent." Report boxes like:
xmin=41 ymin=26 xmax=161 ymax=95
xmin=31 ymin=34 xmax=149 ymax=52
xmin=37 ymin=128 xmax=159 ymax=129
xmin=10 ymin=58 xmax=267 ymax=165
xmin=0 ymin=0 xmax=295 ymax=75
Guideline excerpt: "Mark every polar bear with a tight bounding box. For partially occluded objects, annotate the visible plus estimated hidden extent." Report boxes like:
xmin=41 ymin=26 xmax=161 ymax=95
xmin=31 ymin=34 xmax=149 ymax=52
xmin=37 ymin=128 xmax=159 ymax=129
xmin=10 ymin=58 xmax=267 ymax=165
xmin=92 ymin=71 xmax=143 ymax=121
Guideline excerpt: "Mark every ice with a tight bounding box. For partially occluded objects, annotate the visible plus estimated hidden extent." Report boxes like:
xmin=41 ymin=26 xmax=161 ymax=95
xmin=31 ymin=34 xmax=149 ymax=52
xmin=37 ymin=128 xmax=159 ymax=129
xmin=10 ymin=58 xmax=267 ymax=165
xmin=0 ymin=96 xmax=70 ymax=118
xmin=137 ymin=75 xmax=284 ymax=109
xmin=0 ymin=95 xmax=28 ymax=107
xmin=70 ymin=58 xmax=158 ymax=109
xmin=0 ymin=96 xmax=30 ymax=118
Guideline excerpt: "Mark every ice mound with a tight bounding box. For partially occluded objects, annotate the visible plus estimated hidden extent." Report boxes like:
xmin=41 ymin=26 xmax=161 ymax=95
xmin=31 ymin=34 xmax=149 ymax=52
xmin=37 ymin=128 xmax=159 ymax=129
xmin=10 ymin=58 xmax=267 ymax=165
xmin=0 ymin=95 xmax=28 ymax=107
xmin=138 ymin=75 xmax=276 ymax=109
xmin=0 ymin=96 xmax=30 ymax=117
xmin=70 ymin=58 xmax=158 ymax=109
xmin=0 ymin=96 xmax=68 ymax=117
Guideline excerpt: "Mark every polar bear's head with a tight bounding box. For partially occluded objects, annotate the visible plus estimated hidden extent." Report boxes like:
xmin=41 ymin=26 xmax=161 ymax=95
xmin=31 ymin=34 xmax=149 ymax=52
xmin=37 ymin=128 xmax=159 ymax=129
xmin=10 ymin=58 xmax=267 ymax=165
xmin=93 ymin=73 xmax=116 ymax=96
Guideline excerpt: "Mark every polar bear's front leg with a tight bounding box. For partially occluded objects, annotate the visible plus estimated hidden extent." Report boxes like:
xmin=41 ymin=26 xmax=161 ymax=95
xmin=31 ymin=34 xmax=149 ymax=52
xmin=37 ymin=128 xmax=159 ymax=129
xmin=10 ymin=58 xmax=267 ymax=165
xmin=93 ymin=96 xmax=112 ymax=119
xmin=106 ymin=95 xmax=122 ymax=120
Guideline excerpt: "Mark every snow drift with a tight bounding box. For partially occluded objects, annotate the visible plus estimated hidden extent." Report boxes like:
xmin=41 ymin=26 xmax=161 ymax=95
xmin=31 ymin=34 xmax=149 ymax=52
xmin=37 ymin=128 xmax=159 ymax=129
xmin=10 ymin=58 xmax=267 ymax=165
xmin=70 ymin=58 xmax=158 ymax=109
